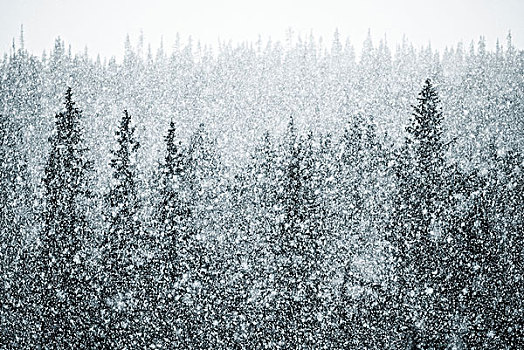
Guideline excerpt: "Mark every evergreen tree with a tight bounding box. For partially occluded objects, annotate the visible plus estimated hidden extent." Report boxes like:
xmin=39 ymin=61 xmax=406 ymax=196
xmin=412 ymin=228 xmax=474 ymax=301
xmin=100 ymin=109 xmax=143 ymax=348
xmin=157 ymin=121 xmax=187 ymax=239
xmin=0 ymin=113 xmax=33 ymax=348
xmin=337 ymin=113 xmax=366 ymax=232
xmin=266 ymin=117 xmax=324 ymax=348
xmin=389 ymin=79 xmax=449 ymax=349
xmin=242 ymin=130 xmax=281 ymax=347
xmin=172 ymin=123 xmax=222 ymax=347
xmin=153 ymin=120 xmax=189 ymax=347
xmin=497 ymin=150 xmax=524 ymax=349
xmin=332 ymin=115 xmax=394 ymax=349
xmin=39 ymin=88 xmax=94 ymax=349
xmin=449 ymin=147 xmax=524 ymax=349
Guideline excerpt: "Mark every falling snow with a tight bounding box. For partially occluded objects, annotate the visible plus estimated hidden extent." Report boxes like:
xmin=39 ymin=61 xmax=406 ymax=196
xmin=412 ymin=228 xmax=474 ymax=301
xmin=0 ymin=30 xmax=523 ymax=349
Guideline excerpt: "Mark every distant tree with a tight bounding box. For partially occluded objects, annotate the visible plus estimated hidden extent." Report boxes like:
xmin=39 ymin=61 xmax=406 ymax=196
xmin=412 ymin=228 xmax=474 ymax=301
xmin=39 ymin=88 xmax=94 ymax=349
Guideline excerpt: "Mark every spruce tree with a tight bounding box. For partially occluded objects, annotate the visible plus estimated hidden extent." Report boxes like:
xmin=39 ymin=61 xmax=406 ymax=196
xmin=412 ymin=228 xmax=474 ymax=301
xmin=177 ymin=123 xmax=221 ymax=348
xmin=389 ymin=79 xmax=449 ymax=348
xmin=157 ymin=121 xmax=188 ymax=243
xmin=453 ymin=148 xmax=524 ymax=349
xmin=100 ymin=109 xmax=142 ymax=348
xmin=268 ymin=117 xmax=323 ymax=348
xmin=337 ymin=113 xmax=365 ymax=232
xmin=39 ymin=88 xmax=94 ymax=349
xmin=244 ymin=130 xmax=280 ymax=347
xmin=0 ymin=114 xmax=32 ymax=348
xmin=334 ymin=115 xmax=393 ymax=349
xmin=153 ymin=120 xmax=189 ymax=347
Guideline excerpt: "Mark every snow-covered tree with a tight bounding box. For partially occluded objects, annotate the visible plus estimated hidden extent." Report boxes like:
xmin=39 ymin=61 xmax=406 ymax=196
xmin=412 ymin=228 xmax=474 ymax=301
xmin=0 ymin=113 xmax=33 ymax=348
xmin=151 ymin=120 xmax=190 ymax=347
xmin=100 ymin=109 xmax=143 ymax=348
xmin=388 ymin=79 xmax=450 ymax=348
xmin=0 ymin=30 xmax=522 ymax=349
xmin=39 ymin=88 xmax=95 ymax=349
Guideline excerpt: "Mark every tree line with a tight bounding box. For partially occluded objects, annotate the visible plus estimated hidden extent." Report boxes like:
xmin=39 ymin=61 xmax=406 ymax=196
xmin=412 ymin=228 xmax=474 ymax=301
xmin=1 ymin=30 xmax=523 ymax=181
xmin=1 ymin=78 xmax=522 ymax=349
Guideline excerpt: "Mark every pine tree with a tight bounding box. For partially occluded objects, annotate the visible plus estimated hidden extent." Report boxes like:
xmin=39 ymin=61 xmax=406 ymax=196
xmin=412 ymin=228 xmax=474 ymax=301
xmin=243 ymin=130 xmax=281 ymax=347
xmin=389 ymin=79 xmax=449 ymax=349
xmin=157 ymin=121 xmax=188 ymax=242
xmin=154 ymin=122 xmax=221 ymax=347
xmin=332 ymin=114 xmax=394 ymax=349
xmin=0 ymin=113 xmax=33 ymax=348
xmin=294 ymin=131 xmax=325 ymax=347
xmin=153 ymin=120 xmax=189 ymax=347
xmin=107 ymin=110 xmax=141 ymax=242
xmin=337 ymin=113 xmax=365 ymax=231
xmin=100 ymin=109 xmax=142 ymax=348
xmin=406 ymin=79 xmax=445 ymax=174
xmin=267 ymin=117 xmax=324 ymax=348
xmin=39 ymin=88 xmax=94 ymax=349
xmin=498 ymin=150 xmax=524 ymax=348
xmin=452 ymin=147 xmax=524 ymax=349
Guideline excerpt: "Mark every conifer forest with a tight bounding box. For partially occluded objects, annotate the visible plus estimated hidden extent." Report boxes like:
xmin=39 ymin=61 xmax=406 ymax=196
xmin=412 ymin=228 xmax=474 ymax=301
xmin=0 ymin=30 xmax=523 ymax=349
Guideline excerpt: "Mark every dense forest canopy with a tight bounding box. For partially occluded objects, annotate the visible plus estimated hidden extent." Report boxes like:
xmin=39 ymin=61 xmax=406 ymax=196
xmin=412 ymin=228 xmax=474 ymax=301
xmin=2 ymin=30 xmax=523 ymax=174
xmin=0 ymin=30 xmax=523 ymax=349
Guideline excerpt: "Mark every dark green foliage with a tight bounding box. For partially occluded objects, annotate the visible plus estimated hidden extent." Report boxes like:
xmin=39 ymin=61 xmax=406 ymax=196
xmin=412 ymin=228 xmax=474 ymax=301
xmin=260 ymin=117 xmax=326 ymax=348
xmin=444 ymin=147 xmax=524 ymax=349
xmin=1 ymin=70 xmax=522 ymax=350
xmin=0 ymin=113 xmax=33 ymax=348
xmin=384 ymin=79 xmax=524 ymax=349
xmin=159 ymin=122 xmax=224 ymax=348
xmin=157 ymin=121 xmax=188 ymax=238
xmin=39 ymin=88 xmax=95 ymax=349
xmin=332 ymin=113 xmax=393 ymax=349
xmin=388 ymin=79 xmax=450 ymax=349
xmin=151 ymin=120 xmax=190 ymax=347
xmin=107 ymin=110 xmax=141 ymax=238
xmin=100 ymin=109 xmax=143 ymax=348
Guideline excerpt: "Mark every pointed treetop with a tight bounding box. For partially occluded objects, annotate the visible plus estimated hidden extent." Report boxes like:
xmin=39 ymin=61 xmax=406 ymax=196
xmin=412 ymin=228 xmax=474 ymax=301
xmin=287 ymin=115 xmax=297 ymax=137
xmin=414 ymin=79 xmax=441 ymax=118
xmin=332 ymin=28 xmax=342 ymax=55
xmin=506 ymin=30 xmax=514 ymax=56
xmin=478 ymin=36 xmax=486 ymax=56
xmin=165 ymin=120 xmax=177 ymax=146
xmin=418 ymin=78 xmax=438 ymax=100
xmin=406 ymin=79 xmax=444 ymax=149
xmin=64 ymin=87 xmax=77 ymax=114
xmin=163 ymin=120 xmax=185 ymax=176
xmin=157 ymin=35 xmax=165 ymax=59
xmin=19 ymin=24 xmax=25 ymax=51
xmin=65 ymin=87 xmax=73 ymax=102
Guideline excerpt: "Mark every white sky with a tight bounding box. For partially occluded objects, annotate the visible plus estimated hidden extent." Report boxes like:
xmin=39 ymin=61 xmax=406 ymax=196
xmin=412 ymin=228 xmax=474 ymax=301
xmin=0 ymin=0 xmax=522 ymax=60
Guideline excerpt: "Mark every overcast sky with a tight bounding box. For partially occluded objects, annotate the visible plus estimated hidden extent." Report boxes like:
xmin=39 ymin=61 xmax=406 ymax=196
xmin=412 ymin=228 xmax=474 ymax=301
xmin=1 ymin=0 xmax=522 ymax=60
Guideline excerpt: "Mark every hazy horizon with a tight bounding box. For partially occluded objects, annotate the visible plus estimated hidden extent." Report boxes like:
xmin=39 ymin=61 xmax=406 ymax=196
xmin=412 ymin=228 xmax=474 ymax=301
xmin=1 ymin=0 xmax=523 ymax=60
